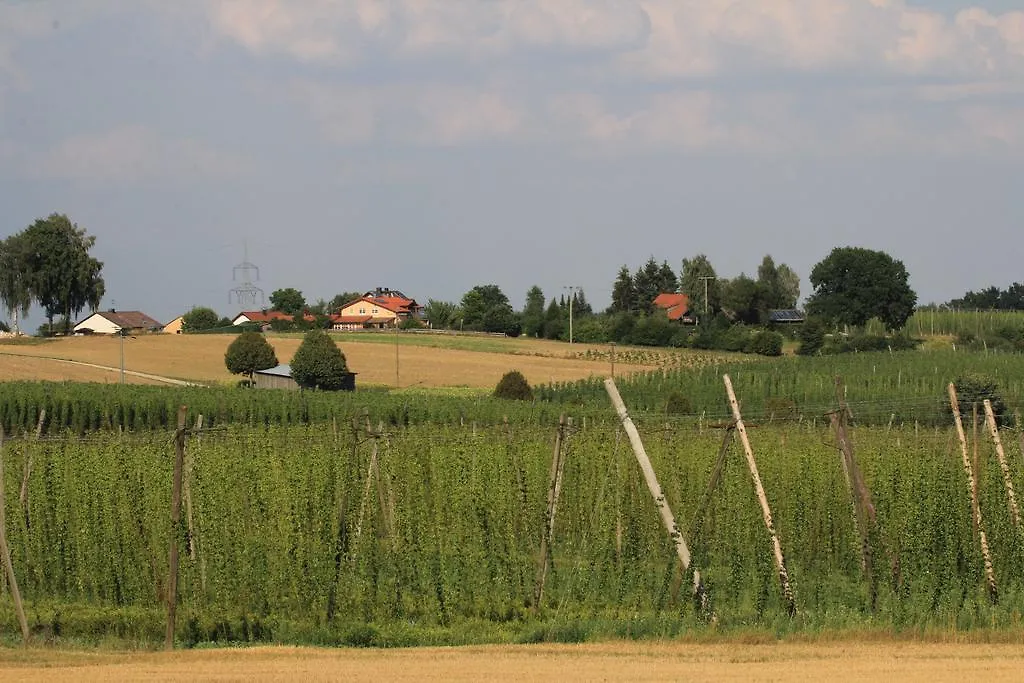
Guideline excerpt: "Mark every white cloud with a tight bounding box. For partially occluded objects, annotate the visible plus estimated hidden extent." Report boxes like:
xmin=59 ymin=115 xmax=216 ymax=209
xmin=28 ymin=125 xmax=255 ymax=184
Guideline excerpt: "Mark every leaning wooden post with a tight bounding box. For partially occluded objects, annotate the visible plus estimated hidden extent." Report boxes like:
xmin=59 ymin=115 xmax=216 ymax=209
xmin=165 ymin=405 xmax=188 ymax=650
xmin=949 ymin=384 xmax=998 ymax=603
xmin=983 ymin=400 xmax=1021 ymax=531
xmin=723 ymin=374 xmax=796 ymax=616
xmin=604 ymin=379 xmax=703 ymax=598
xmin=533 ymin=414 xmax=567 ymax=612
xmin=0 ymin=425 xmax=30 ymax=645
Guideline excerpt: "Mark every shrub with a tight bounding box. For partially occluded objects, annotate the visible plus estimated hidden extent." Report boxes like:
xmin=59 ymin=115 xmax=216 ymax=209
xmin=952 ymin=372 xmax=1010 ymax=427
xmin=290 ymin=329 xmax=350 ymax=390
xmin=182 ymin=306 xmax=220 ymax=332
xmin=224 ymin=331 xmax=278 ymax=382
xmin=745 ymin=330 xmax=784 ymax=356
xmin=796 ymin=318 xmax=826 ymax=356
xmin=665 ymin=392 xmax=692 ymax=415
xmin=494 ymin=370 xmax=533 ymax=401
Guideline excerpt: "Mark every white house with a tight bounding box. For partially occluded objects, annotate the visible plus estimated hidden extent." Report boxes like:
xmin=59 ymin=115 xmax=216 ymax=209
xmin=74 ymin=310 xmax=163 ymax=335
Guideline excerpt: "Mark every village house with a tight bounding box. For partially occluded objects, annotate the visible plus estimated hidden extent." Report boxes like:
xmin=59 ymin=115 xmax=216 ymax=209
xmin=162 ymin=315 xmax=185 ymax=334
xmin=74 ymin=309 xmax=163 ymax=335
xmin=653 ymin=293 xmax=696 ymax=324
xmin=332 ymin=287 xmax=422 ymax=331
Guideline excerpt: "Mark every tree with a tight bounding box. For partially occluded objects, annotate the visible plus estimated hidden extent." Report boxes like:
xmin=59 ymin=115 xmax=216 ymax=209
xmin=720 ymin=274 xmax=767 ymax=324
xmin=0 ymin=235 xmax=32 ymax=334
xmin=460 ymin=285 xmax=516 ymax=333
xmin=21 ymin=213 xmax=105 ymax=334
xmin=521 ymin=286 xmax=546 ymax=338
xmin=609 ymin=265 xmax=637 ymax=314
xmin=182 ymin=306 xmax=220 ymax=331
xmin=806 ymin=247 xmax=917 ymax=331
xmin=493 ymin=370 xmax=533 ymax=401
xmin=224 ymin=331 xmax=278 ymax=383
xmin=756 ymin=255 xmax=800 ymax=310
xmin=269 ymin=288 xmax=306 ymax=316
xmin=572 ymin=289 xmax=593 ymax=317
xmin=543 ymin=298 xmax=565 ymax=340
xmin=632 ymin=257 xmax=671 ymax=314
xmin=290 ymin=329 xmax=350 ymax=390
xmin=422 ymin=299 xmax=461 ymax=330
xmin=680 ymin=254 xmax=721 ymax=319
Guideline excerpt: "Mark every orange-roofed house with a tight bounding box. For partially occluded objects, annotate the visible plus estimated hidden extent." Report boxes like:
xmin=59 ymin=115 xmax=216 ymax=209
xmin=332 ymin=287 xmax=422 ymax=330
xmin=653 ymin=293 xmax=696 ymax=324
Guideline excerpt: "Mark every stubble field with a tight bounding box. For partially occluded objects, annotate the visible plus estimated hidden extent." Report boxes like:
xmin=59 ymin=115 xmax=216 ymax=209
xmin=0 ymin=332 xmax=659 ymax=388
xmin=3 ymin=641 xmax=1024 ymax=682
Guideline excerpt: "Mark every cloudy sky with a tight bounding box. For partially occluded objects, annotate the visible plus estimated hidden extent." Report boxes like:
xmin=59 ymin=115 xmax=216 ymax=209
xmin=1 ymin=1 xmax=1022 ymax=324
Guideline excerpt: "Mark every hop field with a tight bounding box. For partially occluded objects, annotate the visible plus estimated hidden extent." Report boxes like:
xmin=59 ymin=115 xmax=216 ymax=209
xmin=3 ymin=412 xmax=1024 ymax=646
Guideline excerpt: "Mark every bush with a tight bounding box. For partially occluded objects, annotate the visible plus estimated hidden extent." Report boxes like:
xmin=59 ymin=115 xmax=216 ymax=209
xmin=572 ymin=316 xmax=610 ymax=344
xmin=290 ymin=329 xmax=350 ymax=390
xmin=745 ymin=330 xmax=783 ymax=356
xmin=665 ymin=392 xmax=692 ymax=415
xmin=796 ymin=318 xmax=826 ymax=355
xmin=494 ymin=370 xmax=533 ymax=401
xmin=182 ymin=306 xmax=220 ymax=332
xmin=952 ymin=372 xmax=1010 ymax=427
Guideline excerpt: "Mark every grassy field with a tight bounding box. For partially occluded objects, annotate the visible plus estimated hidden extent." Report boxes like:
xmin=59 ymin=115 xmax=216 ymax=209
xmin=3 ymin=641 xmax=1024 ymax=682
xmin=0 ymin=332 xmax=674 ymax=389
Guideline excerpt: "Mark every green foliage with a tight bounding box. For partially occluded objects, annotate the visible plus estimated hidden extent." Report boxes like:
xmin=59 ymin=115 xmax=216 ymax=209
xmin=952 ymin=372 xmax=1008 ymax=426
xmin=680 ymin=254 xmax=721 ymax=319
xmin=521 ymin=286 xmax=546 ymax=338
xmin=329 ymin=291 xmax=364 ymax=311
xmin=806 ymin=246 xmax=917 ymax=331
xmin=664 ymin=391 xmax=692 ymax=414
xmin=632 ymin=257 xmax=677 ymax=314
xmin=422 ymin=299 xmax=461 ymax=330
xmin=290 ymin=329 xmax=350 ymax=390
xmin=460 ymin=285 xmax=517 ymax=334
xmin=182 ymin=306 xmax=220 ymax=331
xmin=269 ymin=288 xmax=306 ymax=316
xmin=224 ymin=331 xmax=279 ymax=381
xmin=609 ymin=265 xmax=637 ymax=314
xmin=572 ymin=315 xmax=610 ymax=343
xmin=629 ymin=314 xmax=675 ymax=347
xmin=542 ymin=299 xmax=565 ymax=340
xmin=20 ymin=213 xmax=105 ymax=332
xmin=796 ymin=318 xmax=827 ymax=355
xmin=0 ymin=234 xmax=32 ymax=333
xmin=745 ymin=330 xmax=783 ymax=356
xmin=493 ymin=370 xmax=533 ymax=401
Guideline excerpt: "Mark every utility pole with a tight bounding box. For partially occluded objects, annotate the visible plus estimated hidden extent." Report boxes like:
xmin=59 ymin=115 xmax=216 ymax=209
xmin=697 ymin=276 xmax=716 ymax=321
xmin=119 ymin=328 xmax=126 ymax=384
xmin=563 ymin=285 xmax=581 ymax=344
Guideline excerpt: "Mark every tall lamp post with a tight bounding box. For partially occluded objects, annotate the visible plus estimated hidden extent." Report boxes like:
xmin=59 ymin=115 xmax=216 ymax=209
xmin=563 ymin=285 xmax=581 ymax=344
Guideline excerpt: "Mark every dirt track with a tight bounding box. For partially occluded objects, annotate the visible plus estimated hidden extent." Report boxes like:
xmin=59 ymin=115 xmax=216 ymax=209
xmin=3 ymin=641 xmax=1024 ymax=682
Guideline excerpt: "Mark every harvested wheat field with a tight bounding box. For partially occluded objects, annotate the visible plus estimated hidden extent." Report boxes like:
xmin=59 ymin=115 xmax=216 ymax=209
xmin=0 ymin=354 xmax=166 ymax=385
xmin=0 ymin=333 xmax=657 ymax=388
xmin=2 ymin=641 xmax=1024 ymax=682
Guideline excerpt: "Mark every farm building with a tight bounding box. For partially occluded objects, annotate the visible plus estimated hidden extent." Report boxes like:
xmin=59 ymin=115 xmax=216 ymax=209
xmin=332 ymin=287 xmax=422 ymax=330
xmin=768 ymin=309 xmax=806 ymax=324
xmin=74 ymin=309 xmax=163 ymax=335
xmin=253 ymin=364 xmax=357 ymax=391
xmin=653 ymin=293 xmax=696 ymax=324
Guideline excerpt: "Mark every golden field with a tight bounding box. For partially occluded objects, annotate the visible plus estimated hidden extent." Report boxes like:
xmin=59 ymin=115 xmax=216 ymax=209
xmin=2 ymin=641 xmax=1024 ymax=682
xmin=0 ymin=332 xmax=664 ymax=389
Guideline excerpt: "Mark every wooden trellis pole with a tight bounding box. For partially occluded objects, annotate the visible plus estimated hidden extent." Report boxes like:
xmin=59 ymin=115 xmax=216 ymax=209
xmin=723 ymin=374 xmax=796 ymax=616
xmin=983 ymin=400 xmax=1021 ymax=531
xmin=165 ymin=405 xmax=188 ymax=650
xmin=533 ymin=414 xmax=568 ymax=611
xmin=949 ymin=384 xmax=998 ymax=603
xmin=604 ymin=379 xmax=703 ymax=600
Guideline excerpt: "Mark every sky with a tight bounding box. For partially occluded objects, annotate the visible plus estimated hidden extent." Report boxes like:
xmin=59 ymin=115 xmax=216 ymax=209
xmin=1 ymin=0 xmax=1023 ymax=325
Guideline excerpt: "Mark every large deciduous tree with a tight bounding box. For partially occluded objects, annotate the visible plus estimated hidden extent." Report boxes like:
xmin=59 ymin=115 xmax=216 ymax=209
xmin=806 ymin=246 xmax=916 ymax=331
xmin=182 ymin=306 xmax=221 ymax=331
xmin=0 ymin=235 xmax=32 ymax=334
xmin=460 ymin=284 xmax=517 ymax=334
xmin=329 ymin=291 xmax=364 ymax=311
xmin=224 ymin=331 xmax=278 ymax=383
xmin=269 ymin=288 xmax=306 ymax=316
xmin=290 ymin=329 xmax=349 ymax=390
xmin=756 ymin=255 xmax=801 ymax=310
xmin=21 ymin=213 xmax=105 ymax=334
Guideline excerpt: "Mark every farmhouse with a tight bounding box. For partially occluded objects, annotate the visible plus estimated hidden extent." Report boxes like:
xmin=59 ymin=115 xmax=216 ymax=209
xmin=74 ymin=309 xmax=163 ymax=335
xmin=231 ymin=310 xmax=295 ymax=326
xmin=332 ymin=287 xmax=422 ymax=330
xmin=253 ymin=363 xmax=357 ymax=391
xmin=162 ymin=315 xmax=185 ymax=334
xmin=653 ymin=293 xmax=696 ymax=324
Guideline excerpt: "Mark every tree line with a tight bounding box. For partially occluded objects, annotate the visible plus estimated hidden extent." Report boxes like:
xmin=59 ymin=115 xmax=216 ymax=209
xmin=0 ymin=214 xmax=105 ymax=335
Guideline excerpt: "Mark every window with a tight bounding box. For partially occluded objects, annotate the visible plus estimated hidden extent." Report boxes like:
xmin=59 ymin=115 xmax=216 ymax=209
xmin=359 ymin=308 xmax=365 ymax=314
xmin=372 ymin=308 xmax=378 ymax=314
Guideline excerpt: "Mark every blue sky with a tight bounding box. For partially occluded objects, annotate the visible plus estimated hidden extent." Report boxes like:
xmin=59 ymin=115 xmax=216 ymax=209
xmin=1 ymin=0 xmax=1023 ymax=324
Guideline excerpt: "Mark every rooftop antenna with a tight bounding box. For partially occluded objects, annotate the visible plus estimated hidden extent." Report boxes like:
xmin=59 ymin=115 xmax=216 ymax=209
xmin=229 ymin=241 xmax=265 ymax=307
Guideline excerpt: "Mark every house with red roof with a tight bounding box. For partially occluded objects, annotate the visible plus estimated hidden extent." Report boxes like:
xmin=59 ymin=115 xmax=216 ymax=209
xmin=231 ymin=310 xmax=318 ymax=328
xmin=653 ymin=293 xmax=696 ymax=324
xmin=332 ymin=287 xmax=422 ymax=330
